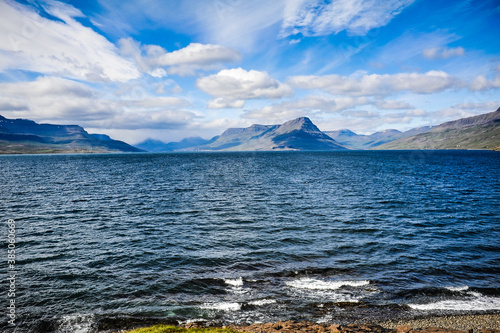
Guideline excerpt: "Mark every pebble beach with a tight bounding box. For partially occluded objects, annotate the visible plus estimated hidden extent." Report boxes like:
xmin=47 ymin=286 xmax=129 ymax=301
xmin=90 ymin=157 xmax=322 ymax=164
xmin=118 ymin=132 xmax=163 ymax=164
xmin=175 ymin=313 xmax=500 ymax=333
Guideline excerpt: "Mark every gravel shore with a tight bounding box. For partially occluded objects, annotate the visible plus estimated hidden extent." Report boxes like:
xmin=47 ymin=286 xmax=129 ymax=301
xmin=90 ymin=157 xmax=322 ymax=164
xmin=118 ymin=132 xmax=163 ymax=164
xmin=377 ymin=314 xmax=500 ymax=332
xmin=217 ymin=313 xmax=500 ymax=333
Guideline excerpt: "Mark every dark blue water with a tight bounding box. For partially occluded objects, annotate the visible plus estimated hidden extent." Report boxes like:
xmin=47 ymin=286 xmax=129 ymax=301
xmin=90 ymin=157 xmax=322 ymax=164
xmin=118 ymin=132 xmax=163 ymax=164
xmin=1 ymin=151 xmax=499 ymax=333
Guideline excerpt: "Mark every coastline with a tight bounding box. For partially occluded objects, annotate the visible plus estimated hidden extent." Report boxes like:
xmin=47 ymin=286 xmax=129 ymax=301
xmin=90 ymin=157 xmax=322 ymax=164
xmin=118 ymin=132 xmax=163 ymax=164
xmin=377 ymin=313 xmax=500 ymax=332
xmin=227 ymin=313 xmax=500 ymax=333
xmin=121 ymin=313 xmax=500 ymax=333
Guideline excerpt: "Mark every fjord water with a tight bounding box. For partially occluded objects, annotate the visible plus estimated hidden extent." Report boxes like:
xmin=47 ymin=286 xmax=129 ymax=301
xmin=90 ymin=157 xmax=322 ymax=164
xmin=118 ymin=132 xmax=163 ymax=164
xmin=1 ymin=151 xmax=499 ymax=332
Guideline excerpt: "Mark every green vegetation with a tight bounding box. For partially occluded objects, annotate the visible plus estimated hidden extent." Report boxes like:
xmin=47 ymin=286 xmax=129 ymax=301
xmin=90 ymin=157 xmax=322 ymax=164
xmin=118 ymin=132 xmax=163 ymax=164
xmin=375 ymin=123 xmax=500 ymax=150
xmin=375 ymin=108 xmax=500 ymax=151
xmin=125 ymin=325 xmax=242 ymax=333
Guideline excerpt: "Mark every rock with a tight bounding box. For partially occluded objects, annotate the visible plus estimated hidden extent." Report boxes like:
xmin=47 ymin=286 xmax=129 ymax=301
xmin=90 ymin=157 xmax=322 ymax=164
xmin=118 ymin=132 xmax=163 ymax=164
xmin=397 ymin=325 xmax=412 ymax=333
xmin=329 ymin=324 xmax=341 ymax=333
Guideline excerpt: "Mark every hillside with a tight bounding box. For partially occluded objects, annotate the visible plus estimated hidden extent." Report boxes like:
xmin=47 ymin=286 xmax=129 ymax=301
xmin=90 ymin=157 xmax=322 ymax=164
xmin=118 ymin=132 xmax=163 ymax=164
xmin=324 ymin=127 xmax=432 ymax=150
xmin=0 ymin=115 xmax=143 ymax=154
xmin=375 ymin=108 xmax=500 ymax=150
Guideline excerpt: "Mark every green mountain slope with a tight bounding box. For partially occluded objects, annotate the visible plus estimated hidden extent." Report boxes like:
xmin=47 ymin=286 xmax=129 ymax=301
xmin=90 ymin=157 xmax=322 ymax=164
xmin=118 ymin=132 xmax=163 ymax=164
xmin=375 ymin=108 xmax=500 ymax=150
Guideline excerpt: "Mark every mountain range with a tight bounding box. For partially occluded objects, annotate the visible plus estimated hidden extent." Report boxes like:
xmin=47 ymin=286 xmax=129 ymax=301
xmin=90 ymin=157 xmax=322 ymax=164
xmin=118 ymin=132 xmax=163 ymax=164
xmin=0 ymin=115 xmax=142 ymax=154
xmin=1 ymin=107 xmax=499 ymax=154
xmin=323 ymin=126 xmax=432 ymax=150
xmin=137 ymin=108 xmax=499 ymax=152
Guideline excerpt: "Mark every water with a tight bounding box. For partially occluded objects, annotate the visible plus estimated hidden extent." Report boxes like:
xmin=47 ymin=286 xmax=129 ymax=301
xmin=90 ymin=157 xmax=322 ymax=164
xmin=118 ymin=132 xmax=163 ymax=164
xmin=0 ymin=151 xmax=499 ymax=332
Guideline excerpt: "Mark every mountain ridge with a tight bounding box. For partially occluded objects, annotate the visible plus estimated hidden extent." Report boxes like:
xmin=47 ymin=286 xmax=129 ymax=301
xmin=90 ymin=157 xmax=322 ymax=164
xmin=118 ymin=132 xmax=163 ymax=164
xmin=375 ymin=108 xmax=500 ymax=150
xmin=0 ymin=115 xmax=143 ymax=154
xmin=137 ymin=110 xmax=500 ymax=152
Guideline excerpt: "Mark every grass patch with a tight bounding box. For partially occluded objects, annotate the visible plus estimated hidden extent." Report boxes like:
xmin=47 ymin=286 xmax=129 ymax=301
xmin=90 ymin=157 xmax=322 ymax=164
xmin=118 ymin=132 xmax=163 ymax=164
xmin=125 ymin=324 xmax=243 ymax=333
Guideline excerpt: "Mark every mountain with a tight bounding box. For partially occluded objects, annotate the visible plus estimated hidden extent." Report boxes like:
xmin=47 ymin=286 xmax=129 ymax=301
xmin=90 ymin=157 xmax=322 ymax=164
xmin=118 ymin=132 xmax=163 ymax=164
xmin=324 ymin=127 xmax=432 ymax=150
xmin=135 ymin=136 xmax=212 ymax=152
xmin=375 ymin=108 xmax=500 ymax=150
xmin=195 ymin=117 xmax=346 ymax=151
xmin=0 ymin=115 xmax=143 ymax=154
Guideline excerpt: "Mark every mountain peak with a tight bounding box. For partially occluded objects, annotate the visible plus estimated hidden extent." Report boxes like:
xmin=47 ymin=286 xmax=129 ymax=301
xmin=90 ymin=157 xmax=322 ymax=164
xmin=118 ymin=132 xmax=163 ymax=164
xmin=277 ymin=117 xmax=318 ymax=133
xmin=194 ymin=117 xmax=345 ymax=151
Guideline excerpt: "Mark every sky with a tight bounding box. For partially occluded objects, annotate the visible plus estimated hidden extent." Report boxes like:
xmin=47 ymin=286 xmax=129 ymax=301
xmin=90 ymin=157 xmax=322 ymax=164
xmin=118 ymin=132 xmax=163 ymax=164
xmin=0 ymin=0 xmax=499 ymax=144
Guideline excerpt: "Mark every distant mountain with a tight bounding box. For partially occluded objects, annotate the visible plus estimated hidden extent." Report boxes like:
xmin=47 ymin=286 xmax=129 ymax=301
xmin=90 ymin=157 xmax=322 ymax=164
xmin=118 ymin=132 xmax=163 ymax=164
xmin=194 ymin=117 xmax=346 ymax=151
xmin=324 ymin=127 xmax=432 ymax=150
xmin=135 ymin=136 xmax=212 ymax=152
xmin=0 ymin=115 xmax=143 ymax=154
xmin=375 ymin=108 xmax=500 ymax=150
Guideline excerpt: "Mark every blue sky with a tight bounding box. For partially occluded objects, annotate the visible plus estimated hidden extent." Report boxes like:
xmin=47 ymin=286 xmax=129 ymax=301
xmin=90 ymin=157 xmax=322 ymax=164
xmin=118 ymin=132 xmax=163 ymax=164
xmin=0 ymin=0 xmax=499 ymax=143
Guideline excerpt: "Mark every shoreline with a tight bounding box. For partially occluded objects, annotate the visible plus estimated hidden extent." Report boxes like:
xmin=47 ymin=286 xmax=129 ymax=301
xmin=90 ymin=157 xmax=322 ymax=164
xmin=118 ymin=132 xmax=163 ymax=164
xmin=376 ymin=313 xmax=500 ymax=332
xmin=130 ymin=313 xmax=500 ymax=333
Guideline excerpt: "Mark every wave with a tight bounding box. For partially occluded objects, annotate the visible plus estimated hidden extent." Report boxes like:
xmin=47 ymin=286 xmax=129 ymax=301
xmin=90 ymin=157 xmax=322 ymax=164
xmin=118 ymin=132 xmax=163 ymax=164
xmin=224 ymin=277 xmax=244 ymax=287
xmin=445 ymin=286 xmax=469 ymax=292
xmin=56 ymin=313 xmax=95 ymax=333
xmin=200 ymin=302 xmax=242 ymax=311
xmin=286 ymin=278 xmax=370 ymax=290
xmin=409 ymin=292 xmax=500 ymax=311
xmin=248 ymin=299 xmax=277 ymax=306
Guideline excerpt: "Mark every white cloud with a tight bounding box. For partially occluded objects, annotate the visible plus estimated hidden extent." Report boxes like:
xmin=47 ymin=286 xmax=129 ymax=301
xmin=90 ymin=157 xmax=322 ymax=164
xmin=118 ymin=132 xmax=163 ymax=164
xmin=0 ymin=0 xmax=140 ymax=82
xmin=280 ymin=0 xmax=415 ymax=37
xmin=0 ymin=76 xmax=195 ymax=130
xmin=374 ymin=99 xmax=414 ymax=110
xmin=242 ymin=94 xmax=417 ymax=123
xmin=451 ymin=101 xmax=499 ymax=111
xmin=197 ymin=68 xmax=294 ymax=105
xmin=207 ymin=98 xmax=245 ymax=109
xmin=288 ymin=71 xmax=460 ymax=96
xmin=469 ymin=75 xmax=500 ymax=91
xmin=423 ymin=46 xmax=465 ymax=59
xmin=119 ymin=38 xmax=241 ymax=76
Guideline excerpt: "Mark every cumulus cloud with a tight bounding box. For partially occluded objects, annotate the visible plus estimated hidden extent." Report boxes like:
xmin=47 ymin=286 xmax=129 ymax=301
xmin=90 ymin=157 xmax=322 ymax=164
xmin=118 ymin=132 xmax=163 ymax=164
xmin=469 ymin=74 xmax=500 ymax=91
xmin=207 ymin=98 xmax=245 ymax=109
xmin=197 ymin=68 xmax=293 ymax=107
xmin=423 ymin=46 xmax=465 ymax=59
xmin=119 ymin=38 xmax=242 ymax=76
xmin=280 ymin=0 xmax=415 ymax=37
xmin=288 ymin=71 xmax=460 ymax=96
xmin=0 ymin=76 xmax=195 ymax=129
xmin=0 ymin=0 xmax=140 ymax=82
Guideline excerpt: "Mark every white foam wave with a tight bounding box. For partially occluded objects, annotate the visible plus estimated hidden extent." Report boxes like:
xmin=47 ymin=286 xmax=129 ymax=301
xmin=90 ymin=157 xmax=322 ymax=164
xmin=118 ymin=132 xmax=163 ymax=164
xmin=201 ymin=302 xmax=241 ymax=311
xmin=445 ymin=286 xmax=469 ymax=292
xmin=249 ymin=299 xmax=277 ymax=306
xmin=409 ymin=294 xmax=500 ymax=311
xmin=224 ymin=277 xmax=244 ymax=287
xmin=57 ymin=314 xmax=95 ymax=333
xmin=286 ymin=278 xmax=370 ymax=290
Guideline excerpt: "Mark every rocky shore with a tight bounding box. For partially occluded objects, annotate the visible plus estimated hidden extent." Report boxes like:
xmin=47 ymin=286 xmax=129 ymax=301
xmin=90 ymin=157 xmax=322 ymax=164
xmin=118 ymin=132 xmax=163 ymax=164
xmin=180 ymin=314 xmax=500 ymax=333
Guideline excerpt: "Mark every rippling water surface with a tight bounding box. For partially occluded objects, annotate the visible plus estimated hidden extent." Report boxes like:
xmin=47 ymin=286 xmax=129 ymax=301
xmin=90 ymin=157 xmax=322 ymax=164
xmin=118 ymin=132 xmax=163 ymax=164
xmin=0 ymin=151 xmax=499 ymax=332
